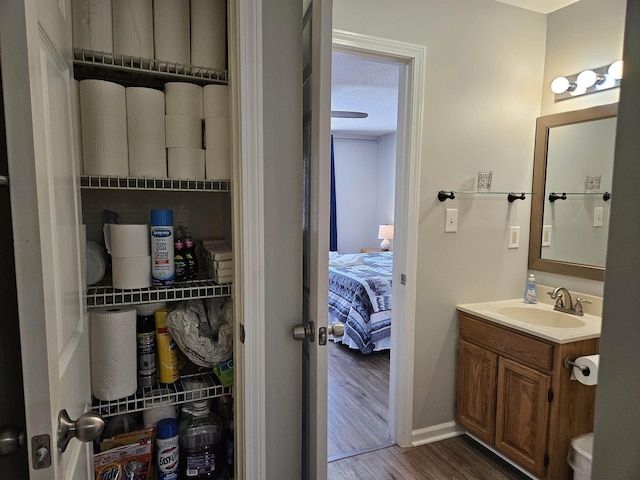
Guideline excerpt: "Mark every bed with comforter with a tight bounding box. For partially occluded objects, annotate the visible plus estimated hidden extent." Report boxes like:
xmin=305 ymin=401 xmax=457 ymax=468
xmin=328 ymin=251 xmax=393 ymax=354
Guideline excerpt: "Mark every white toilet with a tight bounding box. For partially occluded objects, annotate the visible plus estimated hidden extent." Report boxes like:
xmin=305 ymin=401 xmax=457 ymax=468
xmin=568 ymin=432 xmax=594 ymax=480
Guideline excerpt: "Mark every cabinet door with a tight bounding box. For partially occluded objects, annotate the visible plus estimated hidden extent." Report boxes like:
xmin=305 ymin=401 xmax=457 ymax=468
xmin=456 ymin=340 xmax=498 ymax=444
xmin=495 ymin=357 xmax=551 ymax=477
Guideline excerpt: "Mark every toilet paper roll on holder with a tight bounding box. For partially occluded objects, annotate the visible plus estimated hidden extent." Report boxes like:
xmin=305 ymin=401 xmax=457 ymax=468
xmin=563 ymin=356 xmax=591 ymax=376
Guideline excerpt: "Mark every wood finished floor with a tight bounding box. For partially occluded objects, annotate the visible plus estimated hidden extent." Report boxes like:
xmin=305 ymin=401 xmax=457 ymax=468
xmin=327 ymin=435 xmax=531 ymax=480
xmin=327 ymin=343 xmax=531 ymax=479
xmin=328 ymin=341 xmax=391 ymax=458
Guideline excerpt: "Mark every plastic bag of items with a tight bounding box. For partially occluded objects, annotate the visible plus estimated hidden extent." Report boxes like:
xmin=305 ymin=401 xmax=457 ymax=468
xmin=166 ymin=298 xmax=233 ymax=368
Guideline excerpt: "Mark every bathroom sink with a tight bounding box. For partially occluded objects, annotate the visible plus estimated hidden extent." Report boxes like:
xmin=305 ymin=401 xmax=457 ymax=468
xmin=496 ymin=306 xmax=586 ymax=328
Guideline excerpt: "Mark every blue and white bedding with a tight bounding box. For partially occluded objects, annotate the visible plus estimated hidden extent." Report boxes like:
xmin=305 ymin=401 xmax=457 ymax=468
xmin=328 ymin=251 xmax=393 ymax=354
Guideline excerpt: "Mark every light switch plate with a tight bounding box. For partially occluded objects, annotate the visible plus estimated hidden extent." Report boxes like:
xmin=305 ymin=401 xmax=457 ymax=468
xmin=445 ymin=209 xmax=458 ymax=232
xmin=508 ymin=226 xmax=520 ymax=249
xmin=594 ymin=207 xmax=604 ymax=227
xmin=542 ymin=225 xmax=552 ymax=246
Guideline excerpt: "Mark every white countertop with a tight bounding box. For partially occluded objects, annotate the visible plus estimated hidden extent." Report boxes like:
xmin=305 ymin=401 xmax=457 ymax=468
xmin=457 ymin=298 xmax=602 ymax=344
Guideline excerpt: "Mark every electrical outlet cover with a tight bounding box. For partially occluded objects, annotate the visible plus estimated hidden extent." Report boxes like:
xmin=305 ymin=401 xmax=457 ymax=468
xmin=542 ymin=225 xmax=552 ymax=247
xmin=508 ymin=226 xmax=520 ymax=249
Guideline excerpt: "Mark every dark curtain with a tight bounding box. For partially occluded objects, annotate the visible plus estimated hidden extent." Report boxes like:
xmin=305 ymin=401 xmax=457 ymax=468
xmin=330 ymin=135 xmax=338 ymax=251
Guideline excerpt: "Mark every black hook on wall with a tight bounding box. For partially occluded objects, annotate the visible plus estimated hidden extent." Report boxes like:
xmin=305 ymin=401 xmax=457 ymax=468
xmin=507 ymin=192 xmax=526 ymax=203
xmin=438 ymin=191 xmax=455 ymax=201
xmin=549 ymin=192 xmax=567 ymax=203
xmin=603 ymin=192 xmax=611 ymax=201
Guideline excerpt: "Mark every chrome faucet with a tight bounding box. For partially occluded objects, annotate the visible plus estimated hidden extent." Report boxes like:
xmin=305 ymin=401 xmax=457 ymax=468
xmin=548 ymin=287 xmax=574 ymax=314
xmin=547 ymin=287 xmax=591 ymax=316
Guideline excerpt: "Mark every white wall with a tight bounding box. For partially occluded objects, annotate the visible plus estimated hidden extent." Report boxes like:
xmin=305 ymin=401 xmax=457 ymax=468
xmin=334 ymin=0 xmax=547 ymax=431
xmin=333 ymin=135 xmax=396 ymax=252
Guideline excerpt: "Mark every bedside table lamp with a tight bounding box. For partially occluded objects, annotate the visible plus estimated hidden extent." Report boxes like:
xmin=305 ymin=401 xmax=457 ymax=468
xmin=378 ymin=224 xmax=394 ymax=251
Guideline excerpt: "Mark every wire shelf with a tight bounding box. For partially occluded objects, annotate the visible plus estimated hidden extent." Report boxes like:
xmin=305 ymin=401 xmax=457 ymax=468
xmin=92 ymin=372 xmax=232 ymax=418
xmin=81 ymin=175 xmax=230 ymax=192
xmin=86 ymin=279 xmax=232 ymax=307
xmin=73 ymin=48 xmax=228 ymax=85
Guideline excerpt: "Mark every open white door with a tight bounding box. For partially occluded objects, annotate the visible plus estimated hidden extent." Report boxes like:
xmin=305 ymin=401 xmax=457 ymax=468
xmin=0 ymin=0 xmax=93 ymax=478
xmin=303 ymin=0 xmax=332 ymax=478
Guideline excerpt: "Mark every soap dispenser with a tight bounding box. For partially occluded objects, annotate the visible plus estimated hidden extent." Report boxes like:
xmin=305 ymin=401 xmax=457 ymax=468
xmin=524 ymin=274 xmax=537 ymax=304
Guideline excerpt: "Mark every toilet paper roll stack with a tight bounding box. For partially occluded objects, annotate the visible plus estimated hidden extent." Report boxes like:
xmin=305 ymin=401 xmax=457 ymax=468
xmin=80 ymin=80 xmax=129 ymax=177
xmin=72 ymin=0 xmax=113 ymax=53
xmin=165 ymin=83 xmax=205 ymax=179
xmin=190 ymin=0 xmax=227 ymax=70
xmin=203 ymin=85 xmax=230 ymax=179
xmin=90 ymin=307 xmax=138 ymax=401
xmin=154 ymin=0 xmax=190 ymax=65
xmin=126 ymin=87 xmax=167 ymax=178
xmin=109 ymin=224 xmax=151 ymax=289
xmin=112 ymin=0 xmax=154 ymax=59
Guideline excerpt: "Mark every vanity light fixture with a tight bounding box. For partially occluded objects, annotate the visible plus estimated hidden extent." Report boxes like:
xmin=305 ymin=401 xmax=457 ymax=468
xmin=551 ymin=60 xmax=623 ymax=100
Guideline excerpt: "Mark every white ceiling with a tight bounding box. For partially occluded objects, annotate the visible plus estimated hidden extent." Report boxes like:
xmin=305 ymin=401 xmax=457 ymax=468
xmin=330 ymin=0 xmax=581 ymax=137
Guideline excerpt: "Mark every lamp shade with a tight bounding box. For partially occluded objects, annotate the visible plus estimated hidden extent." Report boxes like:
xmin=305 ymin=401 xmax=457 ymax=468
xmin=378 ymin=225 xmax=394 ymax=240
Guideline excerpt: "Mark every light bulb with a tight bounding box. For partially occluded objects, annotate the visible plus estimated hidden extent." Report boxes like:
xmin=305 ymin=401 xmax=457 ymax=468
xmin=608 ymin=60 xmax=623 ymax=80
xmin=551 ymin=76 xmax=570 ymax=94
xmin=595 ymin=73 xmax=616 ymax=90
xmin=576 ymin=70 xmax=597 ymax=89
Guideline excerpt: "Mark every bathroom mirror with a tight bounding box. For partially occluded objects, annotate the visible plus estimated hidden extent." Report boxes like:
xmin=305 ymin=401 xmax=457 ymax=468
xmin=528 ymin=103 xmax=618 ymax=281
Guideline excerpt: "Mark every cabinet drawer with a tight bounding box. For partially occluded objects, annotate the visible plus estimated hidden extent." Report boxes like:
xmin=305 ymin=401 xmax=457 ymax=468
xmin=459 ymin=313 xmax=553 ymax=371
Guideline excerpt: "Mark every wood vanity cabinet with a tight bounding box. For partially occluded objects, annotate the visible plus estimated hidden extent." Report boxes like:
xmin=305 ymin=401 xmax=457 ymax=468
xmin=456 ymin=311 xmax=599 ymax=479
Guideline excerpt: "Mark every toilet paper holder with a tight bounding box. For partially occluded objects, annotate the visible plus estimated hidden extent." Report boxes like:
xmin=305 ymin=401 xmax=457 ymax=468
xmin=563 ymin=356 xmax=591 ymax=375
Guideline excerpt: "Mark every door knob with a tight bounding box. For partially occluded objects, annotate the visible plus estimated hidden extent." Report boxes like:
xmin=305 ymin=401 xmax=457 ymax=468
xmin=329 ymin=322 xmax=345 ymax=338
xmin=0 ymin=424 xmax=25 ymax=456
xmin=291 ymin=320 xmax=315 ymax=342
xmin=57 ymin=410 xmax=104 ymax=453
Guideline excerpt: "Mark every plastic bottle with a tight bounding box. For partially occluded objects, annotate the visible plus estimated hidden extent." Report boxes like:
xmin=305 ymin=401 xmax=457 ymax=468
xmin=155 ymin=309 xmax=180 ymax=384
xmin=136 ymin=312 xmax=157 ymax=388
xmin=179 ymin=400 xmax=225 ymax=479
xmin=184 ymin=237 xmax=199 ymax=280
xmin=157 ymin=418 xmax=179 ymax=480
xmin=524 ymin=273 xmax=538 ymax=304
xmin=174 ymin=239 xmax=188 ymax=282
xmin=151 ymin=209 xmax=175 ymax=286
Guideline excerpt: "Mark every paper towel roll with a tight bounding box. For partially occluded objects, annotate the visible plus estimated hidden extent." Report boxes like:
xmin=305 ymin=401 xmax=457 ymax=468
xmin=572 ymin=354 xmax=599 ymax=386
xmin=108 ymin=224 xmax=150 ymax=258
xmin=112 ymin=256 xmax=152 ymax=289
xmin=90 ymin=307 xmax=138 ymax=401
xmin=204 ymin=117 xmax=230 ymax=149
xmin=168 ymin=148 xmax=206 ymax=179
xmin=112 ymin=0 xmax=154 ymax=58
xmin=154 ymin=0 xmax=190 ymax=65
xmin=126 ymin=87 xmax=168 ymax=178
xmin=190 ymin=0 xmax=227 ymax=70
xmin=72 ymin=0 xmax=113 ymax=52
xmin=205 ymin=147 xmax=230 ymax=179
xmin=165 ymin=115 xmax=203 ymax=148
xmin=164 ymin=83 xmax=203 ymax=117
xmin=203 ymin=85 xmax=230 ymax=118
xmin=80 ymin=80 xmax=129 ymax=176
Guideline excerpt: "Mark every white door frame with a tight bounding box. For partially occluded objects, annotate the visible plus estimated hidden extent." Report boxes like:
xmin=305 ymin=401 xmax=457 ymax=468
xmin=332 ymin=30 xmax=425 ymax=447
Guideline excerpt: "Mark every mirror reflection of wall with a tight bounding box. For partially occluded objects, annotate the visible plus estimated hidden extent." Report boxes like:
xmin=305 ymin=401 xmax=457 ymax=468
xmin=542 ymin=117 xmax=617 ymax=268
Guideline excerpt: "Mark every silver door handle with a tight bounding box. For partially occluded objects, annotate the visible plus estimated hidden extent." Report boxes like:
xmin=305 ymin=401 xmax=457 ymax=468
xmin=291 ymin=320 xmax=315 ymax=342
xmin=0 ymin=424 xmax=25 ymax=456
xmin=329 ymin=322 xmax=345 ymax=338
xmin=57 ymin=410 xmax=104 ymax=453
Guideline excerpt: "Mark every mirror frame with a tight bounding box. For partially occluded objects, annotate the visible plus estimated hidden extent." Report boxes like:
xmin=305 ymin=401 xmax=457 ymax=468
xmin=528 ymin=103 xmax=618 ymax=281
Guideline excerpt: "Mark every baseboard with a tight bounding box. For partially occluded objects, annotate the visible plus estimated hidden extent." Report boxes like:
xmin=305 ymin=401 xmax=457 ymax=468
xmin=411 ymin=421 xmax=465 ymax=446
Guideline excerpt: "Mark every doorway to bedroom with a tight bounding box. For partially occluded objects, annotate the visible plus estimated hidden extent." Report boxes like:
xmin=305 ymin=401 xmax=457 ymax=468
xmin=327 ymin=49 xmax=401 ymax=461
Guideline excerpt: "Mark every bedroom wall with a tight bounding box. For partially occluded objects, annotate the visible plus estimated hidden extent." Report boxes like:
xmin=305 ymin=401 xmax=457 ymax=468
xmin=333 ymin=135 xmax=396 ymax=252
xmin=333 ymin=0 xmax=547 ymax=434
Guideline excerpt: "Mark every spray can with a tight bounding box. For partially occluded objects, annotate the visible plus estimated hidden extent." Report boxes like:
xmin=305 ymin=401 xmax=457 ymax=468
xmin=156 ymin=418 xmax=179 ymax=480
xmin=151 ymin=209 xmax=175 ymax=286
xmin=136 ymin=312 xmax=157 ymax=388
xmin=155 ymin=309 xmax=180 ymax=384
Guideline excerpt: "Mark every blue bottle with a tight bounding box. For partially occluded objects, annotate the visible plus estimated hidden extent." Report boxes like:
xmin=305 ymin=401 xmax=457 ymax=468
xmin=524 ymin=274 xmax=537 ymax=304
xmin=157 ymin=418 xmax=179 ymax=480
xmin=151 ymin=209 xmax=175 ymax=286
